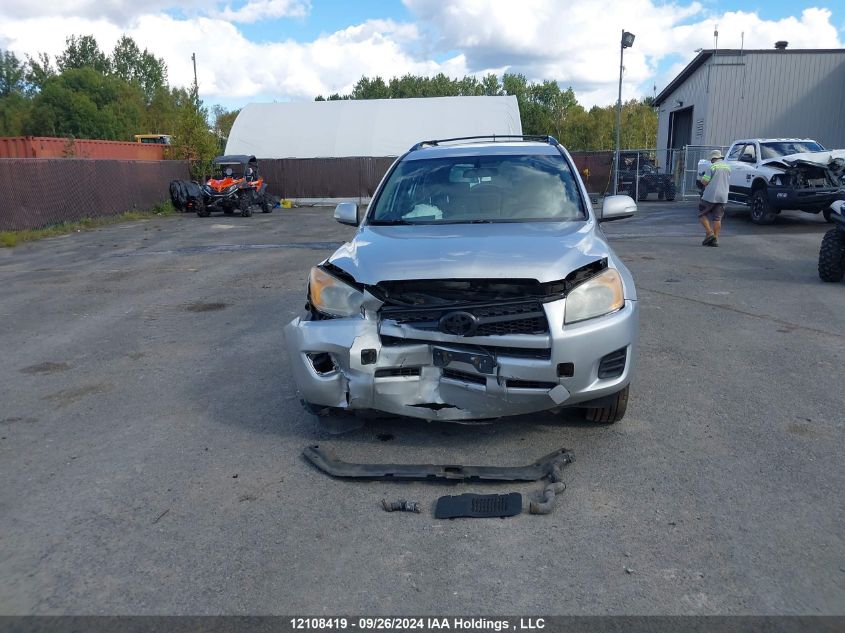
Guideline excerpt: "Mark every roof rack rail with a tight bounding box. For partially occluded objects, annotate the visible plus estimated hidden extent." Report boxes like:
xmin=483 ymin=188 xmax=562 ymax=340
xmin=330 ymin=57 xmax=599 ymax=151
xmin=409 ymin=135 xmax=560 ymax=151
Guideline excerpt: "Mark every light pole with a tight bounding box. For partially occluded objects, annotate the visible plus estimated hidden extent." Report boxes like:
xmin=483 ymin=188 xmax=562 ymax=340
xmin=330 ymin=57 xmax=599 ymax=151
xmin=613 ymin=30 xmax=635 ymax=195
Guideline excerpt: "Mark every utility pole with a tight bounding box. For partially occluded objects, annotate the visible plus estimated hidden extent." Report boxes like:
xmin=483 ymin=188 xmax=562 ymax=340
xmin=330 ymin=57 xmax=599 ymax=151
xmin=191 ymin=53 xmax=198 ymax=102
xmin=614 ymin=30 xmax=635 ymax=195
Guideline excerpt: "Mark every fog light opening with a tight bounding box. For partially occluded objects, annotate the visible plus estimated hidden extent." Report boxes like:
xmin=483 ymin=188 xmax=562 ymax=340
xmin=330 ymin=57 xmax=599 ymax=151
xmin=307 ymin=352 xmax=337 ymax=375
xmin=557 ymin=362 xmax=575 ymax=378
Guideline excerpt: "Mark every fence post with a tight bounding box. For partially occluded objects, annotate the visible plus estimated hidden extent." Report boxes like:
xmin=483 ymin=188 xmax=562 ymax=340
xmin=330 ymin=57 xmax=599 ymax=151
xmin=635 ymin=152 xmax=640 ymax=201
xmin=681 ymin=146 xmax=688 ymax=200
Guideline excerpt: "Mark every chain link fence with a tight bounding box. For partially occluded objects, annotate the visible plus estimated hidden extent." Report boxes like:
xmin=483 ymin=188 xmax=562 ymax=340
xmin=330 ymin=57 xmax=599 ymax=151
xmin=0 ymin=159 xmax=190 ymax=231
xmin=578 ymin=146 xmax=731 ymax=201
xmin=677 ymin=145 xmax=731 ymax=199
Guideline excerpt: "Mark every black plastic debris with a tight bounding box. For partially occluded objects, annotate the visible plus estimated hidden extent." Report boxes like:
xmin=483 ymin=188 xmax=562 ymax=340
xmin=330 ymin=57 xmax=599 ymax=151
xmin=435 ymin=492 xmax=522 ymax=519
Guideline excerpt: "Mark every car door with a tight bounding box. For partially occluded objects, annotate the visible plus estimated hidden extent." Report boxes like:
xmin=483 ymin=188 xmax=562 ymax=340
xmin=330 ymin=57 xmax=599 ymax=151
xmin=728 ymin=142 xmax=756 ymax=203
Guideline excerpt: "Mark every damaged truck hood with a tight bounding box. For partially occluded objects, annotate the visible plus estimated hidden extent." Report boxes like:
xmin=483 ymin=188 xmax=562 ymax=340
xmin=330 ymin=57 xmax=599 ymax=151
xmin=328 ymin=221 xmax=608 ymax=285
xmin=761 ymin=149 xmax=845 ymax=171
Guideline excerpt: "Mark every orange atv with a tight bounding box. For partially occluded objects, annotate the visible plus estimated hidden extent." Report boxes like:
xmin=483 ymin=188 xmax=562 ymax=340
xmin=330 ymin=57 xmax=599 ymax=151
xmin=193 ymin=155 xmax=273 ymax=217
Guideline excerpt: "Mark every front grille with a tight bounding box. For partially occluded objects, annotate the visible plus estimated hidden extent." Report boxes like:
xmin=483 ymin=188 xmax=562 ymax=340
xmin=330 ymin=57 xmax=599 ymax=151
xmin=442 ymin=368 xmax=486 ymax=386
xmin=380 ymin=300 xmax=548 ymax=336
xmin=598 ymin=347 xmax=627 ymax=379
xmin=379 ymin=336 xmax=552 ymax=360
xmin=506 ymin=379 xmax=558 ymax=389
xmin=374 ymin=367 xmax=421 ymax=378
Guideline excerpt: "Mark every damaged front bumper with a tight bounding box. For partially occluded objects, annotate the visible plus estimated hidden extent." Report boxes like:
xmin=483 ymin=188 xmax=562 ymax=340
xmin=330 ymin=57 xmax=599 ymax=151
xmin=284 ymin=294 xmax=638 ymax=421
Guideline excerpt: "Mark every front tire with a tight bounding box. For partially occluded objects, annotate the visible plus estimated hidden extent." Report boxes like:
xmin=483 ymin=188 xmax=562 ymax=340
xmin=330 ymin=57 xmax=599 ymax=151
xmin=584 ymin=385 xmax=629 ymax=424
xmin=664 ymin=182 xmax=676 ymax=201
xmin=750 ymin=189 xmax=777 ymax=225
xmin=195 ymin=200 xmax=210 ymax=217
xmin=818 ymin=228 xmax=845 ymax=282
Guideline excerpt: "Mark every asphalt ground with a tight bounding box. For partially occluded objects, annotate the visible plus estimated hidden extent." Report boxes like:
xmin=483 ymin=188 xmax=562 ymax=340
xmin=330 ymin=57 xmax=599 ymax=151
xmin=0 ymin=201 xmax=843 ymax=615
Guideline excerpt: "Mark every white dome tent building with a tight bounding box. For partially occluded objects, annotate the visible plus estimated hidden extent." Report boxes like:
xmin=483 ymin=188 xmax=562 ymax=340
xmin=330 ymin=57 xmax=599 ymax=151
xmin=224 ymin=96 xmax=523 ymax=204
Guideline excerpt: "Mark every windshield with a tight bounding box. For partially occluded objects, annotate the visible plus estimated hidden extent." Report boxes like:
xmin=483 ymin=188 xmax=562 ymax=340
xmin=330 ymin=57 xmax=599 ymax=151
xmin=760 ymin=141 xmax=825 ymax=159
xmin=213 ymin=163 xmax=244 ymax=178
xmin=369 ymin=153 xmax=586 ymax=224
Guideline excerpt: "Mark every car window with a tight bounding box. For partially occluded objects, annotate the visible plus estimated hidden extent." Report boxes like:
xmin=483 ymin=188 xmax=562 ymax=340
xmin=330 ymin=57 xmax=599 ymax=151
xmin=741 ymin=144 xmax=756 ymax=161
xmin=760 ymin=141 xmax=825 ymax=159
xmin=370 ymin=153 xmax=586 ymax=224
xmin=726 ymin=144 xmax=744 ymax=161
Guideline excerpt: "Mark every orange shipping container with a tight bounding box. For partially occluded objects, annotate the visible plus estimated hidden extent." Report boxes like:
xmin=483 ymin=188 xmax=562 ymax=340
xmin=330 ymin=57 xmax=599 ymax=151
xmin=0 ymin=136 xmax=167 ymax=160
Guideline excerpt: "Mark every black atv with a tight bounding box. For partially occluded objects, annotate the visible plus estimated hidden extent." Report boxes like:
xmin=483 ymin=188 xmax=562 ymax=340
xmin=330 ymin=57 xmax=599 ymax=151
xmin=196 ymin=155 xmax=273 ymax=217
xmin=818 ymin=200 xmax=845 ymax=282
xmin=617 ymin=153 xmax=676 ymax=202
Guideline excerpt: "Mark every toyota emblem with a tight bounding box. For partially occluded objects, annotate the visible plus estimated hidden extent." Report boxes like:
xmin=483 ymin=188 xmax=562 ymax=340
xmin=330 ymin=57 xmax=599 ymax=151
xmin=439 ymin=311 xmax=479 ymax=336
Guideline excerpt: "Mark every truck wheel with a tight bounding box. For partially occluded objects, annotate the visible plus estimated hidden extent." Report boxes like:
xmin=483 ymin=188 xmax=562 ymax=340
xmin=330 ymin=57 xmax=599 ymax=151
xmin=261 ymin=194 xmax=273 ymax=213
xmin=664 ymin=183 xmax=676 ymax=201
xmin=822 ymin=208 xmax=834 ymax=223
xmin=637 ymin=178 xmax=649 ymax=201
xmin=584 ymin=385 xmax=629 ymax=424
xmin=818 ymin=228 xmax=845 ymax=282
xmin=750 ymin=189 xmax=776 ymax=225
xmin=195 ymin=200 xmax=210 ymax=218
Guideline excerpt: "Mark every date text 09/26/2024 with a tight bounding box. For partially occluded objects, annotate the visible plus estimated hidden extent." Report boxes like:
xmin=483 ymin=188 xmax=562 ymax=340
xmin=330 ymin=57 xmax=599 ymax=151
xmin=290 ymin=618 xmax=547 ymax=631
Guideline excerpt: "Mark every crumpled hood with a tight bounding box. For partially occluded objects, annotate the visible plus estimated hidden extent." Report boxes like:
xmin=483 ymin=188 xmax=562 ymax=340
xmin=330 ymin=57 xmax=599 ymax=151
xmin=328 ymin=221 xmax=609 ymax=285
xmin=762 ymin=149 xmax=845 ymax=170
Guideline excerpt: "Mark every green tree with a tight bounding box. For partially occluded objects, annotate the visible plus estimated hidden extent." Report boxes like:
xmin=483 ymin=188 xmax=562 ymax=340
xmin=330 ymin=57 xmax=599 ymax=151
xmin=0 ymin=50 xmax=26 ymax=96
xmin=110 ymin=35 xmax=167 ymax=103
xmin=25 ymin=52 xmax=55 ymax=94
xmin=0 ymin=93 xmax=29 ymax=135
xmin=26 ymin=67 xmax=144 ymax=139
xmin=351 ymin=76 xmax=390 ymax=99
xmin=171 ymin=84 xmax=218 ymax=178
xmin=56 ymin=35 xmax=109 ymax=74
xmin=480 ymin=73 xmax=502 ymax=96
xmin=211 ymin=105 xmax=239 ymax=140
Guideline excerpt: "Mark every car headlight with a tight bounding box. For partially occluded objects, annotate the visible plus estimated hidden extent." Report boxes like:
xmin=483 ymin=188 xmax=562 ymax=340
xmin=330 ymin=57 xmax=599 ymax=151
xmin=308 ymin=267 xmax=364 ymax=317
xmin=564 ymin=268 xmax=624 ymax=324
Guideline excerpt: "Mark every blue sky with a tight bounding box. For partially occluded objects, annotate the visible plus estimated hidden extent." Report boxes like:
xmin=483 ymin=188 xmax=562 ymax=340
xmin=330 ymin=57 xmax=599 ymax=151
xmin=2 ymin=0 xmax=843 ymax=111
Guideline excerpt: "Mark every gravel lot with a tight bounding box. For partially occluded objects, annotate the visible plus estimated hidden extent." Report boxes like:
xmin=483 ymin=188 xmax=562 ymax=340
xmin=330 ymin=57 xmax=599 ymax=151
xmin=0 ymin=201 xmax=843 ymax=615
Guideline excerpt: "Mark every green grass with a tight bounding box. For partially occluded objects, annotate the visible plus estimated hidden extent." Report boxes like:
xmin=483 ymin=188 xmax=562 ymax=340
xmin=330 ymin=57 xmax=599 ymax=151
xmin=0 ymin=201 xmax=178 ymax=248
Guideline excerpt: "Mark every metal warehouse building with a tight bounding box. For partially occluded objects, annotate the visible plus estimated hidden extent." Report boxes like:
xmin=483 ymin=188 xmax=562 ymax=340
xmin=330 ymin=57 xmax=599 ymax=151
xmin=655 ymin=45 xmax=845 ymax=151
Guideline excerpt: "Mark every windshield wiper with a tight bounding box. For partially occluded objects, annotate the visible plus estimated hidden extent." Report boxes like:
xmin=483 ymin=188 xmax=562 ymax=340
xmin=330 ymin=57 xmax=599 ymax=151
xmin=369 ymin=219 xmax=414 ymax=225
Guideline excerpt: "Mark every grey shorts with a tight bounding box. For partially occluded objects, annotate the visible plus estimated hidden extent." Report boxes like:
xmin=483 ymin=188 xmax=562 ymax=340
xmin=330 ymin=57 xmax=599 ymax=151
xmin=698 ymin=200 xmax=725 ymax=221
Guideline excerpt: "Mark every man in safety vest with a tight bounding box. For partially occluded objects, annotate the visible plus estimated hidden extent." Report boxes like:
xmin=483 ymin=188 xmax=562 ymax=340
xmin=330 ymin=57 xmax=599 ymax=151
xmin=698 ymin=149 xmax=730 ymax=246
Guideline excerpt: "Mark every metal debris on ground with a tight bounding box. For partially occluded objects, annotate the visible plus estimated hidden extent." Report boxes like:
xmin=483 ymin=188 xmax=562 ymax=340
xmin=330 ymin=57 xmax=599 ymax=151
xmin=381 ymin=499 xmax=420 ymax=513
xmin=529 ymin=481 xmax=566 ymax=515
xmin=302 ymin=444 xmax=574 ymax=483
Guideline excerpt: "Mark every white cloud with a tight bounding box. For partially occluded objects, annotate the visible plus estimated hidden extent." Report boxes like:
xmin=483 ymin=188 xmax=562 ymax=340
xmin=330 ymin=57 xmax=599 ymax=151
xmin=0 ymin=1 xmax=841 ymax=109
xmin=220 ymin=0 xmax=310 ymax=23
xmin=0 ymin=1 xmax=308 ymax=25
xmin=404 ymin=1 xmax=844 ymax=106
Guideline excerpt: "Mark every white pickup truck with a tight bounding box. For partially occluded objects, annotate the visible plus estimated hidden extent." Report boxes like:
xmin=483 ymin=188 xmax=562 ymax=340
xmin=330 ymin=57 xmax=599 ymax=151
xmin=697 ymin=138 xmax=845 ymax=224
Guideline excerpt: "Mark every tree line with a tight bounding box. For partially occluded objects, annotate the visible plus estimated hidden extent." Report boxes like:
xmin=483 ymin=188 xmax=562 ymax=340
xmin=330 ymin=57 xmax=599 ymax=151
xmin=317 ymin=73 xmax=657 ymax=151
xmin=0 ymin=35 xmax=236 ymax=169
xmin=0 ymin=35 xmax=656 ymax=157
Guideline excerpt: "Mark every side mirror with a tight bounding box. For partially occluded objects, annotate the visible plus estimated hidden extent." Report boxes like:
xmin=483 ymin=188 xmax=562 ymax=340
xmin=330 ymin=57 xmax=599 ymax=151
xmin=599 ymin=195 xmax=637 ymax=222
xmin=334 ymin=202 xmax=359 ymax=226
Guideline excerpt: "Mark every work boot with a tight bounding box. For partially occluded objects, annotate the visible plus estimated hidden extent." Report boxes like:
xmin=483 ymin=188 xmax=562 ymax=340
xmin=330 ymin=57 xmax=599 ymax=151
xmin=702 ymin=235 xmax=715 ymax=246
xmin=709 ymin=236 xmax=719 ymax=247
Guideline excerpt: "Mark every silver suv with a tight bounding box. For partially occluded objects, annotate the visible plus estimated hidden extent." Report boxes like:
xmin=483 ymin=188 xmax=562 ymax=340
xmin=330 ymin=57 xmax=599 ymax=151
xmin=284 ymin=136 xmax=639 ymax=423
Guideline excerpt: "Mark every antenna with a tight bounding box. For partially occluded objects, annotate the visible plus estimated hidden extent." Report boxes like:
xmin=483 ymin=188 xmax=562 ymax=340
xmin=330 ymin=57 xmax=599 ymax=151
xmin=740 ymin=31 xmax=744 ymax=55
